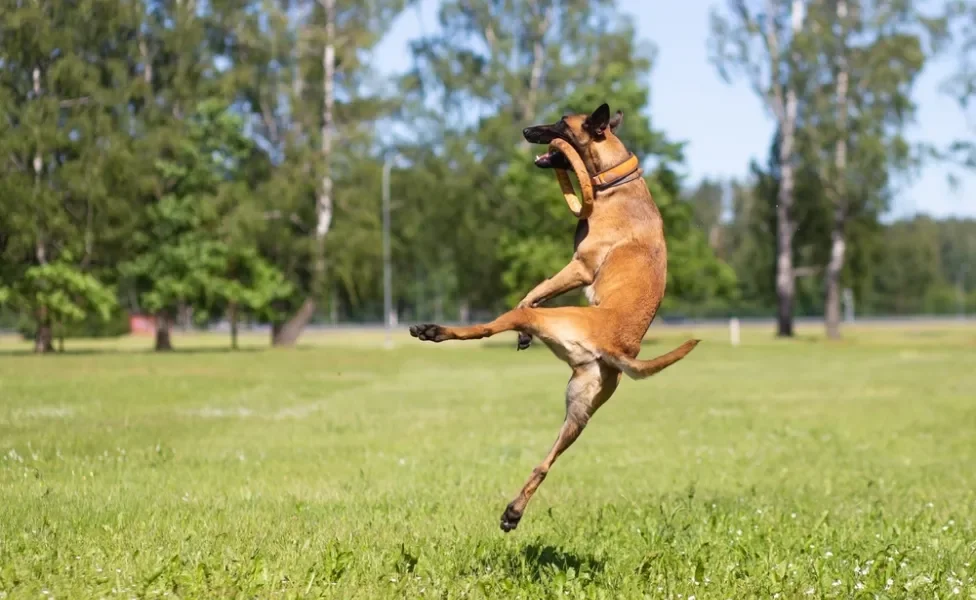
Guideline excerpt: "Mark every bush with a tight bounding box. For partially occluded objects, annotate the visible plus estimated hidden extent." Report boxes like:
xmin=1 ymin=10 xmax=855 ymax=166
xmin=17 ymin=309 xmax=131 ymax=340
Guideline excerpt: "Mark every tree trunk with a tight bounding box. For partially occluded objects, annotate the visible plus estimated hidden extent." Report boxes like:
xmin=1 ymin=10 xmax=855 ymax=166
xmin=155 ymin=313 xmax=173 ymax=351
xmin=824 ymin=0 xmax=850 ymax=341
xmin=775 ymin=222 xmax=795 ymax=337
xmin=273 ymin=298 xmax=316 ymax=346
xmin=773 ymin=0 xmax=805 ymax=338
xmin=276 ymin=0 xmax=335 ymax=347
xmin=330 ymin=286 xmax=338 ymax=324
xmin=34 ymin=308 xmax=55 ymax=354
xmin=775 ymin=110 xmax=797 ymax=338
xmin=824 ymin=221 xmax=846 ymax=339
xmin=229 ymin=302 xmax=239 ymax=350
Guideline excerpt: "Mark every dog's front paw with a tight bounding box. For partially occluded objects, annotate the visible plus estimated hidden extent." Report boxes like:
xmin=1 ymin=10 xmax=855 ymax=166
xmin=409 ymin=324 xmax=450 ymax=343
xmin=516 ymin=332 xmax=532 ymax=351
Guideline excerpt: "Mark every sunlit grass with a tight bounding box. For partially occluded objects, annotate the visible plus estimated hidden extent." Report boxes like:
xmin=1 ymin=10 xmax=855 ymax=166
xmin=1 ymin=322 xmax=975 ymax=598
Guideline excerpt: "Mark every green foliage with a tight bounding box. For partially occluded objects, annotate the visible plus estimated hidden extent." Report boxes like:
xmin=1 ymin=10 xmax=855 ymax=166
xmin=196 ymin=245 xmax=295 ymax=323
xmin=10 ymin=258 xmax=116 ymax=326
xmin=652 ymin=179 xmax=738 ymax=312
xmin=867 ymin=216 xmax=976 ymax=315
xmin=121 ymin=100 xmax=291 ymax=328
xmin=15 ymin=309 xmax=131 ymax=340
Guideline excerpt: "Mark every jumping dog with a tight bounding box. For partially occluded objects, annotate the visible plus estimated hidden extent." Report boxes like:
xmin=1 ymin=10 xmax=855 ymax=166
xmin=410 ymin=103 xmax=700 ymax=532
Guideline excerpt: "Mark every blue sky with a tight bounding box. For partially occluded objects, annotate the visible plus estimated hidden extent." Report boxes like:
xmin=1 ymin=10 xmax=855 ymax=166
xmin=373 ymin=0 xmax=975 ymax=219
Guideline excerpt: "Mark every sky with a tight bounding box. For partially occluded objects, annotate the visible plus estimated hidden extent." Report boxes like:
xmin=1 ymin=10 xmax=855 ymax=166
xmin=373 ymin=0 xmax=976 ymax=220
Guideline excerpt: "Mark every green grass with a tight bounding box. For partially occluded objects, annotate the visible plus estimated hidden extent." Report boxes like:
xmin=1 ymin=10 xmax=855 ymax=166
xmin=1 ymin=323 xmax=975 ymax=599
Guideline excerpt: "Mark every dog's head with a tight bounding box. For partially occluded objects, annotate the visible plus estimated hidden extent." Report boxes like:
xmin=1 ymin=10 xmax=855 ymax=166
xmin=522 ymin=103 xmax=624 ymax=172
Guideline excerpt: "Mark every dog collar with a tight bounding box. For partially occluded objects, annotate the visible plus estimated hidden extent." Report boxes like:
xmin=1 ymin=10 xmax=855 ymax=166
xmin=591 ymin=154 xmax=641 ymax=191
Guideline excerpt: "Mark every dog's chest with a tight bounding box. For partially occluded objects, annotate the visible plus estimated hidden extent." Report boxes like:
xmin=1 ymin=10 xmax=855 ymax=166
xmin=584 ymin=285 xmax=600 ymax=306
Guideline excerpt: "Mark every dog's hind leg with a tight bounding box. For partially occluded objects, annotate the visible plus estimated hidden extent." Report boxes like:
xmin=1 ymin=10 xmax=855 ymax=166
xmin=499 ymin=361 xmax=621 ymax=532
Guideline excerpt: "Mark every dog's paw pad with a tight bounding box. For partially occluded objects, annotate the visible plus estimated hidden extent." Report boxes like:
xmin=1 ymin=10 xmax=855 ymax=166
xmin=409 ymin=324 xmax=449 ymax=343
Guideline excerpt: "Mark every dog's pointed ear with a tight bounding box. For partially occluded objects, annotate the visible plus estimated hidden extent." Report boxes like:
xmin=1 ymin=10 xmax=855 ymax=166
xmin=584 ymin=103 xmax=612 ymax=135
xmin=609 ymin=110 xmax=623 ymax=132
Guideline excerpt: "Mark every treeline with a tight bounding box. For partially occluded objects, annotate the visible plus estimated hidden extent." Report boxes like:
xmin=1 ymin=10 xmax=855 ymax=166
xmin=684 ymin=176 xmax=976 ymax=318
xmin=0 ymin=0 xmax=973 ymax=353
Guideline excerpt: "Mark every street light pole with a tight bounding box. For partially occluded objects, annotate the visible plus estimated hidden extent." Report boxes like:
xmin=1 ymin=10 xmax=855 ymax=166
xmin=382 ymin=155 xmax=394 ymax=349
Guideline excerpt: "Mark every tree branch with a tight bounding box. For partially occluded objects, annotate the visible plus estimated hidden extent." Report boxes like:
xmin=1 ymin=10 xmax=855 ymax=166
xmin=59 ymin=97 xmax=91 ymax=108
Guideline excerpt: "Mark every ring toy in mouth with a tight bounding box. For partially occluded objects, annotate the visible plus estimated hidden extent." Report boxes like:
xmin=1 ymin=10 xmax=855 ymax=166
xmin=548 ymin=138 xmax=594 ymax=220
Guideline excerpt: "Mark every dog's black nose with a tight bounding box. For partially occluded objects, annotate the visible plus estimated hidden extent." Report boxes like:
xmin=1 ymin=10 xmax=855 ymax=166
xmin=522 ymin=127 xmax=532 ymax=137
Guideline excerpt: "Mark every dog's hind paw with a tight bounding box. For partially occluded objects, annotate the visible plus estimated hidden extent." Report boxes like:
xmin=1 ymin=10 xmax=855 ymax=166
xmin=516 ymin=332 xmax=532 ymax=351
xmin=409 ymin=324 xmax=450 ymax=343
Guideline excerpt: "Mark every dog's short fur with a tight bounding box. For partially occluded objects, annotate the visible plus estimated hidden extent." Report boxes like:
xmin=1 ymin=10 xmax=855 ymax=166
xmin=410 ymin=103 xmax=700 ymax=532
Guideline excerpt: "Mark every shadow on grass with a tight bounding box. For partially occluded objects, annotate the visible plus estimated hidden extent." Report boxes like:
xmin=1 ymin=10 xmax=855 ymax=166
xmin=475 ymin=542 xmax=606 ymax=583
xmin=0 ymin=346 xmax=268 ymax=357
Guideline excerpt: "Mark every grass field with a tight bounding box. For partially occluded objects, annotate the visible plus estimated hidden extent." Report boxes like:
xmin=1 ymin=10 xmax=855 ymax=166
xmin=1 ymin=323 xmax=975 ymax=598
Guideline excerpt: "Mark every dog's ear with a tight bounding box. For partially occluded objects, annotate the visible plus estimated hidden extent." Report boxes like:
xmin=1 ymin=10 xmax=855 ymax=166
xmin=584 ymin=103 xmax=612 ymax=135
xmin=609 ymin=110 xmax=623 ymax=132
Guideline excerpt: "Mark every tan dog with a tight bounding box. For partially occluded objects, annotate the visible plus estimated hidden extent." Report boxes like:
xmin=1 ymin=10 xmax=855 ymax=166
xmin=410 ymin=103 xmax=700 ymax=532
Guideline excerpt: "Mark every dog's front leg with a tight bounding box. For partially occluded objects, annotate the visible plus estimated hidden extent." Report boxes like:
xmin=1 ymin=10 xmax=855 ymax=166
xmin=515 ymin=259 xmax=592 ymax=350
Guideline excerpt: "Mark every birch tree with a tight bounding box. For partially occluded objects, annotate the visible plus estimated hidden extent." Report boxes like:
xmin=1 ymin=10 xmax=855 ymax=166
xmin=800 ymin=0 xmax=948 ymax=338
xmin=710 ymin=0 xmax=808 ymax=337
xmin=261 ymin=0 xmax=408 ymax=345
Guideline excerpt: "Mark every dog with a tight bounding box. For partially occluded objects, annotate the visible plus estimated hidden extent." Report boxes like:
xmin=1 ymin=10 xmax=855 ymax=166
xmin=410 ymin=103 xmax=700 ymax=532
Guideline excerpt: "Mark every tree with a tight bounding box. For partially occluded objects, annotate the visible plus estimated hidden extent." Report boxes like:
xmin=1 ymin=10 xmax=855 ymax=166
xmin=683 ymin=178 xmax=727 ymax=254
xmin=250 ymin=0 xmax=411 ymax=346
xmin=195 ymin=245 xmax=294 ymax=350
xmin=0 ymin=0 xmax=144 ymax=352
xmin=9 ymin=258 xmax=117 ymax=352
xmin=872 ymin=217 xmax=946 ymax=314
xmin=710 ymin=0 xmax=807 ymax=336
xmin=120 ymin=100 xmax=268 ymax=351
xmin=798 ymin=0 xmax=948 ymax=338
xmin=724 ymin=128 xmax=830 ymax=317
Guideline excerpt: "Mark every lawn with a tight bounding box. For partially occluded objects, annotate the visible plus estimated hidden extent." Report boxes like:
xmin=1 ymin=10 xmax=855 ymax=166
xmin=1 ymin=323 xmax=975 ymax=598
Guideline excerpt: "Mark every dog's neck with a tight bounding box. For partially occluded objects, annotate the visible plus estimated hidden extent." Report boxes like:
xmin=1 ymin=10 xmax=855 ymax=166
xmin=582 ymin=135 xmax=633 ymax=177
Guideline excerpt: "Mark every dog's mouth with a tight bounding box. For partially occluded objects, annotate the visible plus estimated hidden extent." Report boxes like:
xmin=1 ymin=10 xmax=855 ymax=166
xmin=534 ymin=150 xmax=572 ymax=170
xmin=523 ymin=123 xmax=574 ymax=169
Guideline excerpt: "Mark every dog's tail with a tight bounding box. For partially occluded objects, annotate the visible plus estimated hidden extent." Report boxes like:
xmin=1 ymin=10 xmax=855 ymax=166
xmin=605 ymin=339 xmax=701 ymax=380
